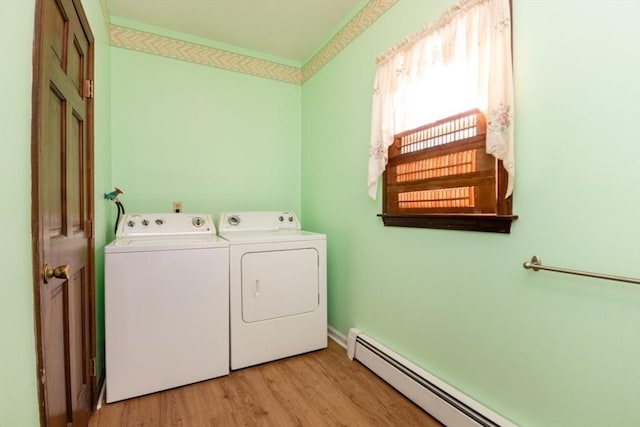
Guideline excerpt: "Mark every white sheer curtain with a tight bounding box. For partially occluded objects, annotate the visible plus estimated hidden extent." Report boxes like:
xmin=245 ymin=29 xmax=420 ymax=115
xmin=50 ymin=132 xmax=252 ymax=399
xmin=367 ymin=0 xmax=514 ymax=199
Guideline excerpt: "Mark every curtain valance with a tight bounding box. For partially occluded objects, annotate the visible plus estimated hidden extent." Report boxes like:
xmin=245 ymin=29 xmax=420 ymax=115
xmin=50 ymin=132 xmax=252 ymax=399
xmin=367 ymin=0 xmax=514 ymax=199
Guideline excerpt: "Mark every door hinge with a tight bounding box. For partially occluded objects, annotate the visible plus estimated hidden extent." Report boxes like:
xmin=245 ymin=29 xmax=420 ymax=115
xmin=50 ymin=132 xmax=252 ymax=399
xmin=90 ymin=357 xmax=97 ymax=377
xmin=84 ymin=79 xmax=94 ymax=99
xmin=40 ymin=368 xmax=46 ymax=385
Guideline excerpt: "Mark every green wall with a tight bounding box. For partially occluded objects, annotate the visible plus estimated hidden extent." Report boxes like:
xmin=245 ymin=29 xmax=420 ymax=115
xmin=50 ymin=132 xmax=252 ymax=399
xmin=4 ymin=0 xmax=639 ymax=426
xmin=0 ymin=0 xmax=111 ymax=425
xmin=0 ymin=1 xmax=40 ymax=425
xmin=87 ymin=0 xmax=112 ymax=382
xmin=110 ymin=47 xmax=302 ymax=216
xmin=301 ymin=1 xmax=640 ymax=426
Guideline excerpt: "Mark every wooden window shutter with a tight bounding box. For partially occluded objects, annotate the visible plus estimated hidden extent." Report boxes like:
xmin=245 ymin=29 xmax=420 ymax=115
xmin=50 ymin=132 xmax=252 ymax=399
xmin=381 ymin=109 xmax=514 ymax=232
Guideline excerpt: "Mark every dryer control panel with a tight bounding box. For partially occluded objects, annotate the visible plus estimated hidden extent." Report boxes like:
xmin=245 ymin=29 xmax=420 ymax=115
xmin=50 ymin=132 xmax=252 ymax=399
xmin=117 ymin=213 xmax=215 ymax=237
xmin=218 ymin=211 xmax=300 ymax=233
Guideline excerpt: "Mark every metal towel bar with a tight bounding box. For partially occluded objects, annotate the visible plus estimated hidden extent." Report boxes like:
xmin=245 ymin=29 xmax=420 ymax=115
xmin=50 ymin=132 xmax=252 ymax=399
xmin=523 ymin=256 xmax=640 ymax=285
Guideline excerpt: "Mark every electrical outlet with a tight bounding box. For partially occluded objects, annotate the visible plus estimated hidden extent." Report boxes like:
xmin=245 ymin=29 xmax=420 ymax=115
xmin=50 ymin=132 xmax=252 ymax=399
xmin=172 ymin=201 xmax=182 ymax=213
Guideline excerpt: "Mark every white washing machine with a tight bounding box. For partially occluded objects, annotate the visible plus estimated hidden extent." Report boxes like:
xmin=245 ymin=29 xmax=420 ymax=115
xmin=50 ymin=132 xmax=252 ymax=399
xmin=104 ymin=213 xmax=229 ymax=403
xmin=218 ymin=211 xmax=327 ymax=370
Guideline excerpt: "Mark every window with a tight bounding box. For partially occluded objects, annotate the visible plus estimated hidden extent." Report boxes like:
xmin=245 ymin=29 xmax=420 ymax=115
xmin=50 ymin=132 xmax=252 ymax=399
xmin=382 ymin=109 xmax=514 ymax=233
xmin=368 ymin=0 xmax=515 ymax=233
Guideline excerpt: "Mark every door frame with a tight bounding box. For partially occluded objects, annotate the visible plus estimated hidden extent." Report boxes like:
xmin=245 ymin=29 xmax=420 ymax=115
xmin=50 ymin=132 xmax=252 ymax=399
xmin=30 ymin=0 xmax=96 ymax=424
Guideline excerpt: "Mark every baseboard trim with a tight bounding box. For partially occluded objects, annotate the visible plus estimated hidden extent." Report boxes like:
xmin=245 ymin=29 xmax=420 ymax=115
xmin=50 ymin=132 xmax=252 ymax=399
xmin=328 ymin=325 xmax=348 ymax=349
xmin=96 ymin=374 xmax=106 ymax=410
xmin=347 ymin=329 xmax=517 ymax=427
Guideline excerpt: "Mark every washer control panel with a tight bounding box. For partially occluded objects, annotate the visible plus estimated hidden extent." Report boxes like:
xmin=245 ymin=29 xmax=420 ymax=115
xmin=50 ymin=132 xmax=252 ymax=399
xmin=117 ymin=213 xmax=215 ymax=237
xmin=218 ymin=211 xmax=300 ymax=233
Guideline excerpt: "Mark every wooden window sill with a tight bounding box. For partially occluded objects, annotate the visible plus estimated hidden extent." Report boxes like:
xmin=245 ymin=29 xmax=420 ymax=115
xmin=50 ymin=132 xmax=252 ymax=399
xmin=378 ymin=214 xmax=518 ymax=233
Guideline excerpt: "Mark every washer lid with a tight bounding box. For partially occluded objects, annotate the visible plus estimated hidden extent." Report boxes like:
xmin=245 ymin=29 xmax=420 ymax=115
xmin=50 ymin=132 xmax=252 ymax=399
xmin=218 ymin=230 xmax=325 ymax=244
xmin=105 ymin=235 xmax=228 ymax=253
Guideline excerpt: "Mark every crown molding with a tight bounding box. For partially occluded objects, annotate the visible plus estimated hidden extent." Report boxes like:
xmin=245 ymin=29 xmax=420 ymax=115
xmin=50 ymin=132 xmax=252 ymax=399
xmin=102 ymin=0 xmax=397 ymax=85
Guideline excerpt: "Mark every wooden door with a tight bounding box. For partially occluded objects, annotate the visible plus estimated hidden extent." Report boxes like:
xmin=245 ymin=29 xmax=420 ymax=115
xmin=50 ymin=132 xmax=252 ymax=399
xmin=31 ymin=0 xmax=95 ymax=425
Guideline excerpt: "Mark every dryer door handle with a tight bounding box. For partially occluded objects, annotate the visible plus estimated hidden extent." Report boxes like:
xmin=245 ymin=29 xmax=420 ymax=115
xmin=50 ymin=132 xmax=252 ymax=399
xmin=254 ymin=279 xmax=261 ymax=297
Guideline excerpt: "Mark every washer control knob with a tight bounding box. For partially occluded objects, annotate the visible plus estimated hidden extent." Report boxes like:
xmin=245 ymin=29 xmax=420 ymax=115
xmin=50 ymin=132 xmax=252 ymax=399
xmin=155 ymin=218 xmax=164 ymax=226
xmin=192 ymin=216 xmax=205 ymax=228
xmin=127 ymin=220 xmax=135 ymax=227
xmin=228 ymin=215 xmax=240 ymax=226
xmin=142 ymin=219 xmax=149 ymax=226
xmin=279 ymin=216 xmax=284 ymax=222
xmin=288 ymin=216 xmax=293 ymax=222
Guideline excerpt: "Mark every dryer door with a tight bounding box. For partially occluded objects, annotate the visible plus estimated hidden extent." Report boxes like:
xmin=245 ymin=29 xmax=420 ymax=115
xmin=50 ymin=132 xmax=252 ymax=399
xmin=241 ymin=248 xmax=319 ymax=322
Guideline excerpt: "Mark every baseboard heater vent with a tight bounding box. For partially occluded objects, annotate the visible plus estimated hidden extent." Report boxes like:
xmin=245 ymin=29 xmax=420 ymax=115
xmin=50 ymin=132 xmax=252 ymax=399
xmin=347 ymin=329 xmax=516 ymax=427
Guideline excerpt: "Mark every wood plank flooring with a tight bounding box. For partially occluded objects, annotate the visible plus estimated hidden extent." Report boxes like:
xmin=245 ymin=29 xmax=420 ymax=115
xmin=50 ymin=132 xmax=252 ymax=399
xmin=90 ymin=339 xmax=442 ymax=426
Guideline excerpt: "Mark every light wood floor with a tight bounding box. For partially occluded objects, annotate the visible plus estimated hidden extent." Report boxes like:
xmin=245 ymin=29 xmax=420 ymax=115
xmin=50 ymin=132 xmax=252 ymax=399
xmin=90 ymin=340 xmax=442 ymax=426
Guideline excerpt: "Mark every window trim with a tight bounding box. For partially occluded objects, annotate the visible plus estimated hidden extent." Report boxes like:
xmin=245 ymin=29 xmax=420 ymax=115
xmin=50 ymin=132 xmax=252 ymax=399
xmin=378 ymin=213 xmax=517 ymax=234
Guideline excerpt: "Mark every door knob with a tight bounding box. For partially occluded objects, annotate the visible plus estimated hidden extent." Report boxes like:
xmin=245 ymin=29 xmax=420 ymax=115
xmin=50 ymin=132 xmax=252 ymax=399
xmin=43 ymin=263 xmax=70 ymax=283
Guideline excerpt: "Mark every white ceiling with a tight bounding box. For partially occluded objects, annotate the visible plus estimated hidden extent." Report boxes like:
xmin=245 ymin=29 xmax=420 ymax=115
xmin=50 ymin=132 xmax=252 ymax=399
xmin=109 ymin=0 xmax=364 ymax=63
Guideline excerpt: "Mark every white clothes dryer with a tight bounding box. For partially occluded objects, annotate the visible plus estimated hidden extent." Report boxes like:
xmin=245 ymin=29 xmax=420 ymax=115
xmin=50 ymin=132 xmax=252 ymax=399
xmin=105 ymin=213 xmax=229 ymax=403
xmin=218 ymin=211 xmax=327 ymax=370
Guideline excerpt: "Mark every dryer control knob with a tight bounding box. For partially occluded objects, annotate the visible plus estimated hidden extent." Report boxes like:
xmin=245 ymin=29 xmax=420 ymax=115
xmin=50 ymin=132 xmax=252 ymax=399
xmin=228 ymin=215 xmax=240 ymax=226
xmin=127 ymin=220 xmax=135 ymax=227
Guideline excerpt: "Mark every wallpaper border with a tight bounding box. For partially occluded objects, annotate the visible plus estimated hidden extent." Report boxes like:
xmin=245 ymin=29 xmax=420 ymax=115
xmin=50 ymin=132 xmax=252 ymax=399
xmin=302 ymin=0 xmax=398 ymax=82
xmin=101 ymin=0 xmax=397 ymax=85
xmin=109 ymin=25 xmax=302 ymax=84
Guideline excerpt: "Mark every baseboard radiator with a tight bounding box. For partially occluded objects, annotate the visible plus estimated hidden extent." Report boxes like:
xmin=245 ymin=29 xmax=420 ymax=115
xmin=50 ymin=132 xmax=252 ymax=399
xmin=347 ymin=329 xmax=516 ymax=427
